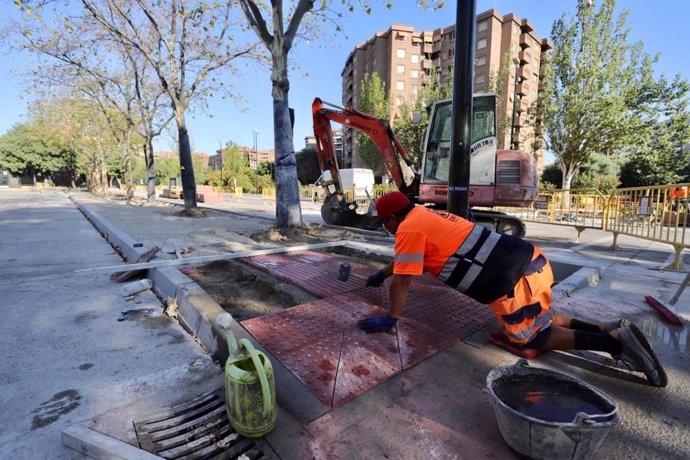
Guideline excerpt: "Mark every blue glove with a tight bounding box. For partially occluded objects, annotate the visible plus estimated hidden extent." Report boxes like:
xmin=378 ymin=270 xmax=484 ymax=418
xmin=357 ymin=315 xmax=397 ymax=333
xmin=366 ymin=269 xmax=387 ymax=287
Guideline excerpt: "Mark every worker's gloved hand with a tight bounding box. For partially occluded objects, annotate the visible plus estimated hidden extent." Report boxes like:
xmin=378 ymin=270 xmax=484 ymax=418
xmin=357 ymin=315 xmax=397 ymax=333
xmin=366 ymin=270 xmax=387 ymax=287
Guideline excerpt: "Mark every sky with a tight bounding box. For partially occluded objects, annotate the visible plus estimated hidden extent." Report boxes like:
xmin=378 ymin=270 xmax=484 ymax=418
xmin=1 ymin=1 xmax=689 ymax=165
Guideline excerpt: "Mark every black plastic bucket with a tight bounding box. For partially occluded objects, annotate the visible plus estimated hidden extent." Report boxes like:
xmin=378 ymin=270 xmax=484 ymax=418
xmin=486 ymin=359 xmax=620 ymax=459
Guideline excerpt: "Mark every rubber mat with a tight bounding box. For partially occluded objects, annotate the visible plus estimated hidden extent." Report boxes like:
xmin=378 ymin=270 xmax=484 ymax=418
xmin=240 ymin=251 xmax=496 ymax=408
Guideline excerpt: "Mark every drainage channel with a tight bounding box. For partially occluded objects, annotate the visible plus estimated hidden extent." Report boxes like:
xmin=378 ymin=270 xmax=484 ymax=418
xmin=133 ymin=390 xmax=277 ymax=459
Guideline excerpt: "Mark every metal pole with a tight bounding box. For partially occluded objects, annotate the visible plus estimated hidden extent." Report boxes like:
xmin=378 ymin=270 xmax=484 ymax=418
xmin=510 ymin=58 xmax=520 ymax=150
xmin=252 ymin=129 xmax=259 ymax=192
xmin=218 ymin=139 xmax=223 ymax=190
xmin=447 ymin=0 xmax=476 ymax=218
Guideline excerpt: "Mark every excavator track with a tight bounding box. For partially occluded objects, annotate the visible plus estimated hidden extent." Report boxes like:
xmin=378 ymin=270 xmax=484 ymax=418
xmin=472 ymin=209 xmax=526 ymax=238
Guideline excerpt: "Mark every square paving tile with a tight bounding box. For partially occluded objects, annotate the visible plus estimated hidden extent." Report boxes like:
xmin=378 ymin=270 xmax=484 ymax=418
xmin=240 ymin=251 xmax=496 ymax=408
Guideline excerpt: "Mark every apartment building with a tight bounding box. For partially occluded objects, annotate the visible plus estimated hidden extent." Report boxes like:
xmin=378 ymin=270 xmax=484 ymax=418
xmin=341 ymin=9 xmax=552 ymax=175
xmin=209 ymin=147 xmax=275 ymax=170
xmin=306 ymin=128 xmax=345 ymax=168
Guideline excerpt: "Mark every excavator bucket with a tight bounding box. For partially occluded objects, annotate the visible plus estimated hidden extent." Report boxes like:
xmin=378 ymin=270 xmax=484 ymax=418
xmin=320 ymin=195 xmax=381 ymax=231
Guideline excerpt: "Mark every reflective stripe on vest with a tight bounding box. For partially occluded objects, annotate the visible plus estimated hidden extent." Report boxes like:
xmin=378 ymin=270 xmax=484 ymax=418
xmin=438 ymin=224 xmax=534 ymax=304
xmin=507 ymin=308 xmax=555 ymax=341
xmin=438 ymin=224 xmax=487 ymax=283
xmin=438 ymin=225 xmax=498 ymax=289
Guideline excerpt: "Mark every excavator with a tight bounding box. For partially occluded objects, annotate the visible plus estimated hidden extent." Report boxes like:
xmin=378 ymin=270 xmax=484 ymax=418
xmin=311 ymin=93 xmax=538 ymax=237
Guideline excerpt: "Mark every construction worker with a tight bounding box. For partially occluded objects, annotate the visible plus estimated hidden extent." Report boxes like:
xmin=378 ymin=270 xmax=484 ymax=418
xmin=358 ymin=191 xmax=667 ymax=387
xmin=670 ymin=186 xmax=688 ymax=212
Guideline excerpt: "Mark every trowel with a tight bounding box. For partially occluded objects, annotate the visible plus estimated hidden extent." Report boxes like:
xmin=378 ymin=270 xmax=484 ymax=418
xmin=162 ymin=238 xmax=188 ymax=259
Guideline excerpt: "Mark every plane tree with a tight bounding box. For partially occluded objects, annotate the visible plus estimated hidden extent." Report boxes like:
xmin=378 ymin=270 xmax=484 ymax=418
xmin=238 ymin=0 xmax=445 ymax=228
xmin=13 ymin=0 xmax=259 ymax=209
xmin=542 ymin=0 xmax=689 ymax=190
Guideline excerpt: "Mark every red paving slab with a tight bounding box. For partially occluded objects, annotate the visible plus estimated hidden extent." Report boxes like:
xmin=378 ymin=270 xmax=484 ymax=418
xmin=240 ymin=251 xmax=377 ymax=298
xmin=240 ymin=251 xmax=496 ymax=408
xmin=332 ymin=332 xmax=401 ymax=407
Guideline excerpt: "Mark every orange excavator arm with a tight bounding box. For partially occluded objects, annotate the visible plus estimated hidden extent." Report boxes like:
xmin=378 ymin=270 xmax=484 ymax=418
xmin=311 ymin=98 xmax=419 ymax=198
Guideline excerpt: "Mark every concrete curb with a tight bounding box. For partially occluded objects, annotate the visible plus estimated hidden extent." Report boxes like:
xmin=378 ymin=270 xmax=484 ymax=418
xmin=72 ymin=199 xmax=332 ymax=425
xmin=553 ymin=266 xmax=601 ymax=296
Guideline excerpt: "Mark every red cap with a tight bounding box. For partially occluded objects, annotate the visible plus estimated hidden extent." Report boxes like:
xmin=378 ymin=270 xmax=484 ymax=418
xmin=375 ymin=191 xmax=411 ymax=220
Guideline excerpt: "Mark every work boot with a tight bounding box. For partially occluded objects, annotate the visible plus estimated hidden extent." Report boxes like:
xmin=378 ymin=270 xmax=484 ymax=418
xmin=616 ymin=323 xmax=668 ymax=387
xmin=602 ymin=318 xmax=630 ymax=334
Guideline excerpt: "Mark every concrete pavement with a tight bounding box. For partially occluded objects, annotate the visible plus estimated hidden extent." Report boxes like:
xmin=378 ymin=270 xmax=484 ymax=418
xmin=0 ymin=189 xmax=223 ymax=459
xmin=2 ymin=187 xmax=690 ymax=459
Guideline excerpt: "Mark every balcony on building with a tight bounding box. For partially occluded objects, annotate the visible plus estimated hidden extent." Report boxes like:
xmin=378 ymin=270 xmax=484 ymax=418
xmin=518 ymin=49 xmax=531 ymax=64
xmin=518 ymin=66 xmax=529 ymax=81
xmin=520 ymin=19 xmax=535 ymax=34
xmin=516 ymin=80 xmax=529 ymax=97
xmin=541 ymin=38 xmax=553 ymax=52
xmin=514 ymin=114 xmax=524 ymax=127
xmin=519 ymin=33 xmax=531 ymax=49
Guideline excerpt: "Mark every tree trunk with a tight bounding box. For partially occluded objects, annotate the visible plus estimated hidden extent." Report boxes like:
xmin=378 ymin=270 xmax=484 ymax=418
xmin=145 ymin=141 xmax=156 ymax=202
xmin=123 ymin=127 xmax=134 ymax=201
xmin=175 ymin=110 xmax=197 ymax=209
xmin=561 ymin=164 xmax=576 ymax=190
xmin=273 ymin=97 xmax=303 ymax=228
xmin=270 ymin=35 xmax=302 ymax=228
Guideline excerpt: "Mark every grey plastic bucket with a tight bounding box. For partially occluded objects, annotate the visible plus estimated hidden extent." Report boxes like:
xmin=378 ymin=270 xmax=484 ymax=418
xmin=486 ymin=359 xmax=620 ymax=460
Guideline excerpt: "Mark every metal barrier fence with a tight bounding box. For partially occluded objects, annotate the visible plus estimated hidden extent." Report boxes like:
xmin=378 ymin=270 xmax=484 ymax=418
xmin=147 ymin=181 xmax=688 ymax=269
xmin=606 ymin=185 xmax=688 ymax=269
xmin=493 ymin=184 xmax=689 ymax=270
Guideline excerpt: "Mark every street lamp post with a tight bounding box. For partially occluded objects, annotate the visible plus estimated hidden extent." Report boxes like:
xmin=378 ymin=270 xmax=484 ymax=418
xmin=510 ymin=57 xmax=521 ymax=151
xmin=252 ymin=129 xmax=259 ymax=193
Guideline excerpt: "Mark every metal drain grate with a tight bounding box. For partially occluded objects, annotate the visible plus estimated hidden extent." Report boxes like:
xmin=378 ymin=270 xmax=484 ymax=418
xmin=133 ymin=389 xmax=276 ymax=459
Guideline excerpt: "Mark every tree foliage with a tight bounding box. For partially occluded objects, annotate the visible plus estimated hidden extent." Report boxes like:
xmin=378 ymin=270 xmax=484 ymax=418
xmin=393 ymin=69 xmax=452 ymax=169
xmin=14 ymin=0 xmax=258 ymax=208
xmin=542 ymin=0 xmax=689 ymax=190
xmin=295 ymin=147 xmax=320 ymax=185
xmin=618 ymin=82 xmax=690 ymax=186
xmin=356 ymin=72 xmax=390 ymax=172
xmin=0 ymin=122 xmax=76 ymax=179
xmin=487 ymin=49 xmax=514 ymax=148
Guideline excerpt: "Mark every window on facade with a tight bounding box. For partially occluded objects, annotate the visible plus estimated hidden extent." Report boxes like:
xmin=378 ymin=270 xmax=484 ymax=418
xmin=397 ymin=65 xmax=405 ymax=75
xmin=396 ymin=81 xmax=405 ymax=91
xmin=476 ymin=56 xmax=486 ymax=67
xmin=477 ymin=38 xmax=487 ymax=50
xmin=395 ymin=96 xmax=402 ymax=106
xmin=412 ymin=85 xmax=418 ymax=95
xmin=411 ymin=54 xmax=419 ymax=64
xmin=411 ymin=69 xmax=419 ymax=79
xmin=397 ymin=48 xmax=406 ymax=58
xmin=475 ymin=73 xmax=485 ymax=84
xmin=478 ymin=20 xmax=488 ymax=32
